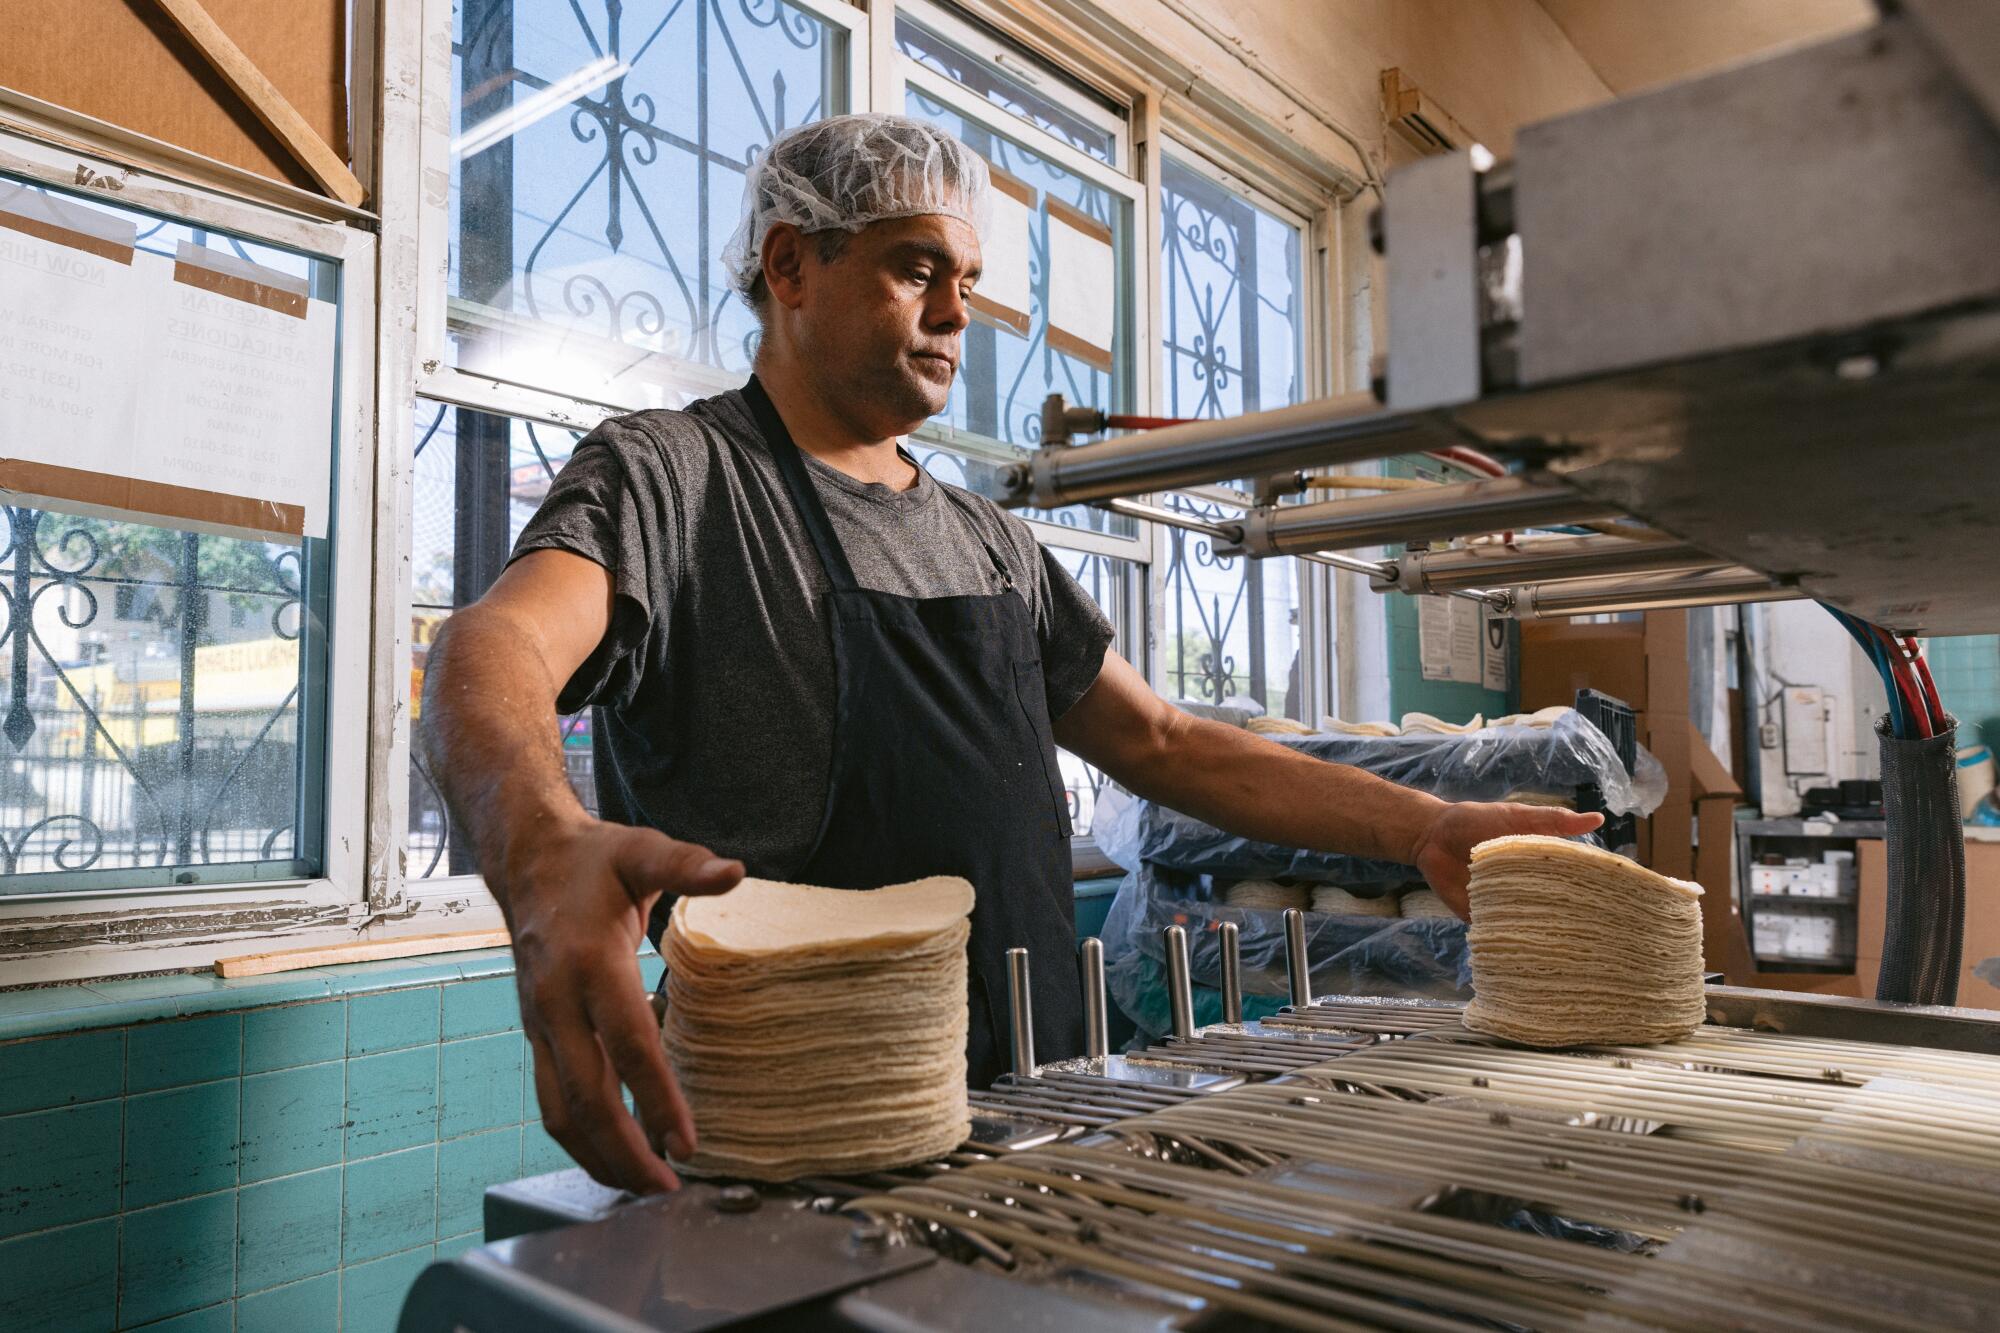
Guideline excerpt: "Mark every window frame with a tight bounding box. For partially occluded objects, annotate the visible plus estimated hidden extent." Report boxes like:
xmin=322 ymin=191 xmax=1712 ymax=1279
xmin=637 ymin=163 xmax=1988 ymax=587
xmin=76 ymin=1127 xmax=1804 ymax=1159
xmin=0 ymin=131 xmax=380 ymax=982
xmin=894 ymin=0 xmax=1131 ymax=172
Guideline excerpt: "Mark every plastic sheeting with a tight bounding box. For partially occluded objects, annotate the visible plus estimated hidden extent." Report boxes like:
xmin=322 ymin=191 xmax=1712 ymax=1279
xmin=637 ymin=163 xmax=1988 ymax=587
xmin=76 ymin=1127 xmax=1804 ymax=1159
xmin=1097 ymin=711 xmax=1665 ymax=885
xmin=1101 ymin=861 xmax=1472 ymax=1045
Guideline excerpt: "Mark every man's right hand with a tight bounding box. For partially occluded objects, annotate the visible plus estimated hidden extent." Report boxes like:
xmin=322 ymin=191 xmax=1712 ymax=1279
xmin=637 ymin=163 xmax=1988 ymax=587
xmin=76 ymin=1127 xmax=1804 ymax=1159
xmin=502 ymin=817 xmax=743 ymax=1194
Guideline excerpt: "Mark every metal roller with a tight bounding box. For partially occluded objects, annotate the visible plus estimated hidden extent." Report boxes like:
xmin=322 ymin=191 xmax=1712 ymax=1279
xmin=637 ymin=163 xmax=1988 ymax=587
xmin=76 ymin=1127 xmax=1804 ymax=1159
xmin=1378 ymin=535 xmax=1714 ymax=595
xmin=1164 ymin=925 xmax=1196 ymax=1040
xmin=1507 ymin=565 xmax=1804 ymax=618
xmin=1079 ymin=937 xmax=1109 ymax=1059
xmin=1223 ymin=474 xmax=1618 ymax=558
xmin=1283 ymin=908 xmax=1312 ymax=1008
xmin=1009 ymin=393 xmax=1461 ymax=509
xmin=1219 ymin=921 xmax=1243 ymax=1024
xmin=1006 ymin=947 xmax=1035 ymax=1078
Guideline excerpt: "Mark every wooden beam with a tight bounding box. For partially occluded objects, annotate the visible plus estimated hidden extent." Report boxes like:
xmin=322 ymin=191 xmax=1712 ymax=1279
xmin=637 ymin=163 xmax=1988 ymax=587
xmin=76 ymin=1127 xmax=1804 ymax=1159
xmin=149 ymin=0 xmax=368 ymax=206
xmin=215 ymin=928 xmax=512 ymax=978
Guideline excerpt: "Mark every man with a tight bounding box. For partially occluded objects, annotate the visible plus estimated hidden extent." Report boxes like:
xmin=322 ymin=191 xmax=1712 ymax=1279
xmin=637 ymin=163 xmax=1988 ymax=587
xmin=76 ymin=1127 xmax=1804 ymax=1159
xmin=420 ymin=113 xmax=1599 ymax=1195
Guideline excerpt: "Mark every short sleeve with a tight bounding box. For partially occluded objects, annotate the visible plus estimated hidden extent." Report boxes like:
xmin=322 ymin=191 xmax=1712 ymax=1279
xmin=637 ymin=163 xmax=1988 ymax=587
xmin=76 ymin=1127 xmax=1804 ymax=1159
xmin=509 ymin=416 xmax=682 ymax=713
xmin=1034 ymin=545 xmax=1115 ymax=720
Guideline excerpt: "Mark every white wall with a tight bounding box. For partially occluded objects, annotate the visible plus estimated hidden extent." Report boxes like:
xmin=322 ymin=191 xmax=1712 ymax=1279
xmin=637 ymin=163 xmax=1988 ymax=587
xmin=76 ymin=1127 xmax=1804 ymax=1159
xmin=1749 ymin=600 xmax=1885 ymax=816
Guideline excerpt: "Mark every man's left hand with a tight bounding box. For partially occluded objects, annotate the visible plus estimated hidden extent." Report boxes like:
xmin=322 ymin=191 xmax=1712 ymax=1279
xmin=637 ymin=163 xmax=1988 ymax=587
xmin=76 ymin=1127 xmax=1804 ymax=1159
xmin=1409 ymin=803 xmax=1605 ymax=919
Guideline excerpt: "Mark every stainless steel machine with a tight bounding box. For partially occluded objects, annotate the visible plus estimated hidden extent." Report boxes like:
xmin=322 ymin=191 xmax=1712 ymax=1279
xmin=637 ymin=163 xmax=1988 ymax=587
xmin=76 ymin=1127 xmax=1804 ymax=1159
xmin=401 ymin=920 xmax=2000 ymax=1331
xmin=1016 ymin=1 xmax=2000 ymax=633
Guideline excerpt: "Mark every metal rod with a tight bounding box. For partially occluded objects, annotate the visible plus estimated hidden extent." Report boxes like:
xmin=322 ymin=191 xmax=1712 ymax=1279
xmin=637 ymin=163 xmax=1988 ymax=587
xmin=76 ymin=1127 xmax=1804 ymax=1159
xmin=1013 ymin=392 xmax=1454 ymax=508
xmin=1101 ymin=495 xmax=1507 ymax=606
xmin=1509 ymin=565 xmax=1802 ymax=618
xmin=1387 ymin=536 xmax=1714 ymax=594
xmin=1095 ymin=495 xmax=1242 ymax=543
xmin=1283 ymin=908 xmax=1312 ymax=1008
xmin=1079 ymin=937 xmax=1109 ymax=1059
xmin=1164 ymin=925 xmax=1196 ymax=1039
xmin=1006 ymin=947 xmax=1035 ymax=1077
xmin=1293 ymin=550 xmax=1505 ymax=606
xmin=1229 ymin=475 xmax=1618 ymax=557
xmin=1219 ymin=921 xmax=1243 ymax=1024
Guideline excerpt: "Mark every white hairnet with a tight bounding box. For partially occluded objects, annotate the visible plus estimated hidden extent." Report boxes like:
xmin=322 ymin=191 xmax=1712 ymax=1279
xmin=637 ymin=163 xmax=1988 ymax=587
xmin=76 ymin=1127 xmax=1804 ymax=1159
xmin=722 ymin=113 xmax=991 ymax=297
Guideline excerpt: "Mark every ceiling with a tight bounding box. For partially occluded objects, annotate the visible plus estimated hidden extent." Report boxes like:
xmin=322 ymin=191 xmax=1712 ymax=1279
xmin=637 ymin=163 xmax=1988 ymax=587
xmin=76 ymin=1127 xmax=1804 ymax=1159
xmin=1535 ymin=0 xmax=1876 ymax=96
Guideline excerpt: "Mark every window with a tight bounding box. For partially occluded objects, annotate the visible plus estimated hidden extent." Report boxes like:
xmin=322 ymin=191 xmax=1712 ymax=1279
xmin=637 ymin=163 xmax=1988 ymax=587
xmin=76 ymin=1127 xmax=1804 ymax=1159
xmin=894 ymin=3 xmax=1126 ymax=167
xmin=1157 ymin=149 xmax=1311 ymax=717
xmin=903 ymin=89 xmax=1134 ymax=454
xmin=1047 ymin=548 xmax=1141 ymax=838
xmin=1160 ymin=152 xmax=1303 ymax=419
xmin=898 ymin=76 xmax=1139 ymax=541
xmin=408 ymin=402 xmax=595 ymax=877
xmin=445 ymin=0 xmax=854 ymax=405
xmin=0 ymin=175 xmax=340 ymax=895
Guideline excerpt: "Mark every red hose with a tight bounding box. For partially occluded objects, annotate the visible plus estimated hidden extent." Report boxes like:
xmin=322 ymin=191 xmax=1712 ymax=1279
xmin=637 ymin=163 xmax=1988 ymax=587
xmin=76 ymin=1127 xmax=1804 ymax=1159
xmin=1875 ymin=627 xmax=1932 ymax=739
xmin=1425 ymin=446 xmax=1507 ymax=478
xmin=1903 ymin=635 xmax=1948 ymax=733
xmin=1102 ymin=414 xmax=1202 ymax=430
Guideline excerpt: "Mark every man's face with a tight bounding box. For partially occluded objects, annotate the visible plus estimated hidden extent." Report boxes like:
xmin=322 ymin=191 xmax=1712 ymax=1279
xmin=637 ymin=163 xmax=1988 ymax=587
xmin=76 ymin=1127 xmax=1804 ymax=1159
xmin=787 ymin=214 xmax=982 ymax=438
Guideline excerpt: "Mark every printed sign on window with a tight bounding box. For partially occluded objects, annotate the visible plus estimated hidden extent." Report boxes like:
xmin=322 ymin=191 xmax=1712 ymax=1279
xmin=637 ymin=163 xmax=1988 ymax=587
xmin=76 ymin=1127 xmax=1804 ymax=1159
xmin=1043 ymin=196 xmax=1115 ymax=372
xmin=968 ymin=161 xmax=1034 ymax=337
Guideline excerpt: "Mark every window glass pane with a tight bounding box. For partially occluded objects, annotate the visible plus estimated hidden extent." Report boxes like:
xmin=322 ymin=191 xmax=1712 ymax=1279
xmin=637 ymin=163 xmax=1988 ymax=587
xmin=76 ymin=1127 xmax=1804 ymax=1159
xmin=1046 ymin=548 xmax=1134 ymax=838
xmin=1157 ymin=154 xmax=1308 ymax=718
xmin=448 ymin=0 xmax=848 ymax=404
xmin=1160 ymin=153 xmax=1302 ymax=418
xmin=409 ymin=402 xmax=593 ymax=878
xmin=894 ymin=15 xmax=1120 ymax=165
xmin=0 ymin=507 xmax=328 ymax=889
xmin=1160 ymin=494 xmax=1303 ymax=718
xmin=904 ymin=87 xmax=1134 ymax=537
xmin=0 ymin=182 xmax=334 ymax=892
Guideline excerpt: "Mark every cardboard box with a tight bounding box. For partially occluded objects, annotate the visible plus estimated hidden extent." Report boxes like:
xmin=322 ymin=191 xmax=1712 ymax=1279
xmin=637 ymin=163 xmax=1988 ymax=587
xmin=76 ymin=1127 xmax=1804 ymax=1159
xmin=1857 ymin=834 xmax=2000 ymax=1010
xmin=1689 ymin=723 xmax=1751 ymax=980
xmin=2 ymin=0 xmax=350 ymax=195
xmin=1519 ymin=612 xmax=1693 ymax=876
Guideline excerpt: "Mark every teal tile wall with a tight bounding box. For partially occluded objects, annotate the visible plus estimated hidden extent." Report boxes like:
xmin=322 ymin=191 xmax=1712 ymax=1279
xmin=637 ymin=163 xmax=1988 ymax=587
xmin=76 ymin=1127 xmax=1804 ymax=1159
xmin=1930 ymin=634 xmax=2000 ymax=751
xmin=0 ymin=947 xmax=662 ymax=1331
xmin=1382 ymin=457 xmax=1516 ymax=727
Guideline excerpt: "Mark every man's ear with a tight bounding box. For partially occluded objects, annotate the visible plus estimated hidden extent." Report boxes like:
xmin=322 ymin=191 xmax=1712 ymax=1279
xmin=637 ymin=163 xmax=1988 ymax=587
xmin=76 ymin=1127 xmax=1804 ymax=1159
xmin=761 ymin=223 xmax=809 ymax=311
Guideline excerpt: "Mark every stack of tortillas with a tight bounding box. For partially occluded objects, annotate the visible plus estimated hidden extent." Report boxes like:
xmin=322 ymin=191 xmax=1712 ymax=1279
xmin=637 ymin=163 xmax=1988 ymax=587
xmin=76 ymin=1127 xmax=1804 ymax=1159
xmin=1310 ymin=885 xmax=1400 ymax=918
xmin=1401 ymin=712 xmax=1485 ymax=736
xmin=1463 ymin=836 xmax=1705 ymax=1046
xmin=1321 ymin=718 xmax=1402 ymax=737
xmin=1246 ymin=715 xmax=1317 ymax=737
xmin=1224 ymin=879 xmax=1311 ymax=912
xmin=1397 ymin=887 xmax=1457 ymax=919
xmin=661 ymin=876 xmax=973 ymax=1180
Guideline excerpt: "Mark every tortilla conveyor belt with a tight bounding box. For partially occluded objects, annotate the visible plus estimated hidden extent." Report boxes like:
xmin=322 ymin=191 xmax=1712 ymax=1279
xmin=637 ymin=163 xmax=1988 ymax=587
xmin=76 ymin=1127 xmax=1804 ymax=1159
xmin=402 ymin=916 xmax=2000 ymax=1333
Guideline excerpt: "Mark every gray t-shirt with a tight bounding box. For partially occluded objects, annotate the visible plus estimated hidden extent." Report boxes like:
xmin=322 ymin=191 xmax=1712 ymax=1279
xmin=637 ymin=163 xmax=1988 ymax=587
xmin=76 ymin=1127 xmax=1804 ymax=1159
xmin=509 ymin=387 xmax=1115 ymax=879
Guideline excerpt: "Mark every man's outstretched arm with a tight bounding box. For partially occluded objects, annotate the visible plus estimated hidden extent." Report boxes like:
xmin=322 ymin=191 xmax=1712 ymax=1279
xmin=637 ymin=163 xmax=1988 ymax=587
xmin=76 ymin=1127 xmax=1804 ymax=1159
xmin=1054 ymin=652 xmax=1600 ymax=915
xmin=419 ymin=549 xmax=742 ymax=1194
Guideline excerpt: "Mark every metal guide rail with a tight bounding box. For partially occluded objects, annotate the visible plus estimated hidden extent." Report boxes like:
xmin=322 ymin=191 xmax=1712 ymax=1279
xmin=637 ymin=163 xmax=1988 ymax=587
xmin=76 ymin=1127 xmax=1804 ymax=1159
xmin=405 ymin=921 xmax=2000 ymax=1331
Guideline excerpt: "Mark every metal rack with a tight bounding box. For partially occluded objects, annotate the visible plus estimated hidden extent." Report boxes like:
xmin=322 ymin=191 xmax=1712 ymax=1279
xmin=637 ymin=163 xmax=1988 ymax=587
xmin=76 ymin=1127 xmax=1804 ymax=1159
xmin=409 ymin=916 xmax=2000 ymax=1332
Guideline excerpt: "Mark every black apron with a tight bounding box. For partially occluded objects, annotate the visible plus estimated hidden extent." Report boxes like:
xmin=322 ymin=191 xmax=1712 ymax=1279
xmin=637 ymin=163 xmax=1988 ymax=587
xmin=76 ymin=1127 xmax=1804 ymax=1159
xmin=726 ymin=376 xmax=1084 ymax=1086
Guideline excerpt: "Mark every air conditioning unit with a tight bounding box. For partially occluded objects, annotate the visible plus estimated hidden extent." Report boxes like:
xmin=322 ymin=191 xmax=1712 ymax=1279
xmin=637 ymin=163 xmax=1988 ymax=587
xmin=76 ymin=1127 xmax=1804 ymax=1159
xmin=1381 ymin=68 xmax=1473 ymax=157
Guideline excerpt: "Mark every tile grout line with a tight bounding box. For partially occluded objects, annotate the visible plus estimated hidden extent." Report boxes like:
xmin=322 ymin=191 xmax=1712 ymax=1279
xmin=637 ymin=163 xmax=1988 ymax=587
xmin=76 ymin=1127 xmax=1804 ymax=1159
xmin=338 ymin=991 xmax=350 ymax=1330
xmin=234 ymin=1007 xmax=244 ymax=1317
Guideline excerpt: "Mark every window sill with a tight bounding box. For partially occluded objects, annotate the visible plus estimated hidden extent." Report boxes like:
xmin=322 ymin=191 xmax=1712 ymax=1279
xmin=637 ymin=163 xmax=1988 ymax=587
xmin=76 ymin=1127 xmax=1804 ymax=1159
xmin=0 ymin=945 xmax=627 ymax=1041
